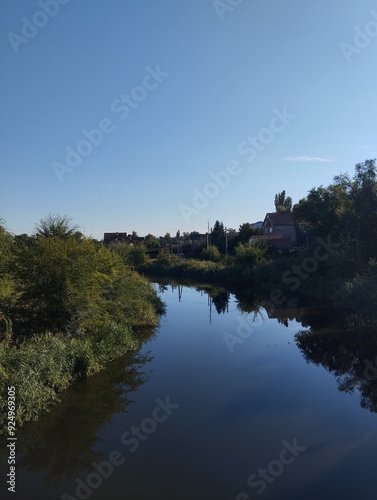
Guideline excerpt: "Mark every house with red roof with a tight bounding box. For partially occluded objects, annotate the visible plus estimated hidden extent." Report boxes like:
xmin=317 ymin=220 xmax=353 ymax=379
xmin=251 ymin=212 xmax=297 ymax=250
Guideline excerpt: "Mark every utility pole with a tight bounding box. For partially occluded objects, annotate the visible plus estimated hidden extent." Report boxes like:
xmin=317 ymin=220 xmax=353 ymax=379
xmin=207 ymin=219 xmax=212 ymax=261
xmin=207 ymin=220 xmax=210 ymax=250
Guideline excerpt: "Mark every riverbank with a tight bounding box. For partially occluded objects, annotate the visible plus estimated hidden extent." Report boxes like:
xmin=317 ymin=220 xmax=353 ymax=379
xmin=0 ymin=321 xmax=159 ymax=433
xmin=0 ymin=276 xmax=163 ymax=434
xmin=138 ymin=250 xmax=377 ymax=331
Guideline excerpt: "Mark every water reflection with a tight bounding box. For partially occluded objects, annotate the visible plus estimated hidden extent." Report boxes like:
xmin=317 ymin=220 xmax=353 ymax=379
xmin=162 ymin=280 xmax=377 ymax=415
xmin=0 ymin=349 xmax=153 ymax=489
xmin=157 ymin=281 xmax=231 ymax=321
xmin=295 ymin=326 xmax=377 ymax=413
xmin=5 ymin=280 xmax=377 ymax=498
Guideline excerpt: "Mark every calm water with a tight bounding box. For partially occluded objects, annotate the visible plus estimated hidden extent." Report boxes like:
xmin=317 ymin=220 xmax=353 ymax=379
xmin=2 ymin=282 xmax=377 ymax=500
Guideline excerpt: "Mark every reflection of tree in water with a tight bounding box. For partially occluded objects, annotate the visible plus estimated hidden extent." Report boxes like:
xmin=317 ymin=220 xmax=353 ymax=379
xmin=157 ymin=283 xmax=168 ymax=294
xmin=234 ymin=294 xmax=264 ymax=315
xmin=230 ymin=287 xmax=377 ymax=415
xmin=154 ymin=280 xmax=232 ymax=315
xmin=277 ymin=318 xmax=289 ymax=327
xmin=209 ymin=289 xmax=230 ymax=314
xmin=295 ymin=325 xmax=377 ymax=413
xmin=0 ymin=349 xmax=153 ymax=488
xmin=232 ymin=291 xmax=268 ymax=326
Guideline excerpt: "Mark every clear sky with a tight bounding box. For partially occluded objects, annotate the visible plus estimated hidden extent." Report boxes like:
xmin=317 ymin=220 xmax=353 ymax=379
xmin=1 ymin=0 xmax=377 ymax=239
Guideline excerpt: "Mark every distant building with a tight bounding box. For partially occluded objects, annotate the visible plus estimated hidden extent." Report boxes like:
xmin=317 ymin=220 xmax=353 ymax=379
xmin=103 ymin=232 xmax=145 ymax=246
xmin=251 ymin=212 xmax=296 ymax=249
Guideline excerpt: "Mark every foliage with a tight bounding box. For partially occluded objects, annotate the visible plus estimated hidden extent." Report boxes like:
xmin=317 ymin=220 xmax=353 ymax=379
xmin=334 ymin=259 xmax=377 ymax=322
xmin=274 ymin=190 xmax=292 ymax=212
xmin=35 ymin=213 xmax=80 ymax=239
xmin=189 ymin=231 xmax=200 ymax=241
xmin=139 ymin=256 xmax=225 ymax=282
xmin=200 ymin=244 xmax=222 ymax=262
xmin=227 ymin=222 xmax=261 ymax=253
xmin=156 ymin=251 xmax=180 ymax=267
xmin=0 ymin=214 xmax=163 ymax=432
xmin=293 ymin=159 xmax=377 ymax=262
xmin=0 ymin=220 xmax=15 ymax=338
xmin=210 ymin=220 xmax=226 ymax=253
xmin=10 ymin=236 xmax=159 ymax=336
xmin=160 ymin=232 xmax=172 ymax=249
xmin=181 ymin=241 xmax=206 ymax=259
xmin=234 ymin=241 xmax=269 ymax=268
xmin=144 ymin=233 xmax=160 ymax=248
xmin=238 ymin=222 xmax=260 ymax=241
xmin=0 ymin=321 xmax=151 ymax=432
xmin=109 ymin=242 xmax=147 ymax=268
xmin=128 ymin=244 xmax=148 ymax=267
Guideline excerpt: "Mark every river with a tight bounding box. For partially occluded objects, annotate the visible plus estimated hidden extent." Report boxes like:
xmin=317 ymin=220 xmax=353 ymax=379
xmin=2 ymin=281 xmax=377 ymax=500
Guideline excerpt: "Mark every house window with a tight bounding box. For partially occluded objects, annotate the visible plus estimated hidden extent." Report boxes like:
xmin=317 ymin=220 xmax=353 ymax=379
xmin=269 ymin=228 xmax=272 ymax=234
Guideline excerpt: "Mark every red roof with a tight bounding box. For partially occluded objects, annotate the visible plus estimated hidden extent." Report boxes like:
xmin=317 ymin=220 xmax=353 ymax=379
xmin=263 ymin=212 xmax=295 ymax=226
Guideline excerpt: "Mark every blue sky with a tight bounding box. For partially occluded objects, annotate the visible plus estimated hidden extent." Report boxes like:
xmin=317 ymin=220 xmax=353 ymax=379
xmin=1 ymin=0 xmax=377 ymax=239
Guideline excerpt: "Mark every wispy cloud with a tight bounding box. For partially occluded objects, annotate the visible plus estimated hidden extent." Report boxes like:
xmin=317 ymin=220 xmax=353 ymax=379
xmin=284 ymin=156 xmax=331 ymax=162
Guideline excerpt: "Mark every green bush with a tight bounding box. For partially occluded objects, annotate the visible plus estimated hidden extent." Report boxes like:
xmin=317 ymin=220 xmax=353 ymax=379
xmin=0 ymin=215 xmax=164 ymax=431
xmin=109 ymin=242 xmax=147 ymax=268
xmin=234 ymin=241 xmax=269 ymax=268
xmin=200 ymin=245 xmax=222 ymax=262
xmin=10 ymin=235 xmax=160 ymax=336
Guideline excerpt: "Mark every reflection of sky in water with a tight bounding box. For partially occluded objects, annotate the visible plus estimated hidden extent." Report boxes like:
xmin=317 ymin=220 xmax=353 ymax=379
xmin=2 ymin=283 xmax=377 ymax=500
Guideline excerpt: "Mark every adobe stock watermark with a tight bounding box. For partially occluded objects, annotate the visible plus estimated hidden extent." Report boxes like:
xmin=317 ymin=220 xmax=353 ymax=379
xmin=179 ymin=106 xmax=296 ymax=224
xmin=61 ymin=396 xmax=179 ymax=500
xmin=236 ymin=438 xmax=307 ymax=498
xmin=223 ymin=312 xmax=264 ymax=354
xmin=213 ymin=0 xmax=245 ymax=22
xmin=340 ymin=10 xmax=377 ymax=63
xmin=7 ymin=0 xmax=72 ymax=54
xmin=52 ymin=65 xmax=169 ymax=182
xmin=269 ymin=235 xmax=340 ymax=308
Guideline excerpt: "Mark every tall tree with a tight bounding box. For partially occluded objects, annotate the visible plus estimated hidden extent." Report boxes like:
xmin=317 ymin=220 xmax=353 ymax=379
xmin=352 ymin=160 xmax=377 ymax=235
xmin=35 ymin=213 xmax=79 ymax=239
xmin=211 ymin=220 xmax=225 ymax=253
xmin=274 ymin=190 xmax=292 ymax=212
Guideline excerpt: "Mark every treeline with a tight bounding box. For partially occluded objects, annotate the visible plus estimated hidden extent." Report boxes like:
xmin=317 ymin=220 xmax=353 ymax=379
xmin=0 ymin=215 xmax=163 ymax=432
xmin=291 ymin=158 xmax=377 ymax=324
xmin=294 ymin=159 xmax=377 ymax=262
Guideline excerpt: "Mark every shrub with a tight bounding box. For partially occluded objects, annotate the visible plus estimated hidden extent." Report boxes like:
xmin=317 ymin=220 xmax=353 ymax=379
xmin=234 ymin=241 xmax=269 ymax=268
xmin=200 ymin=245 xmax=222 ymax=262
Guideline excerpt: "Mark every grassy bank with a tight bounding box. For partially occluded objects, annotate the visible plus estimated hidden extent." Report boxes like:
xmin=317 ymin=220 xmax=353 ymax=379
xmin=0 ymin=323 xmax=144 ymax=431
xmin=0 ymin=277 xmax=163 ymax=433
xmin=139 ymin=255 xmax=228 ymax=282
